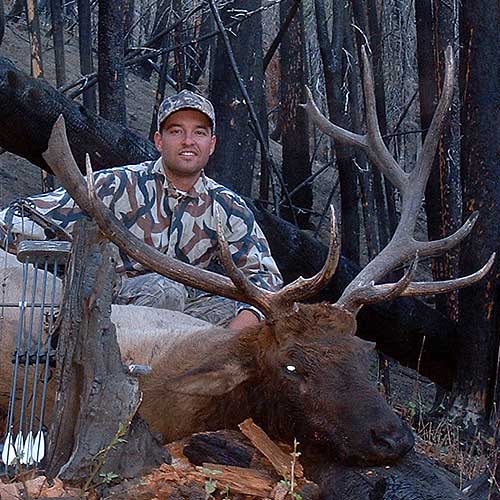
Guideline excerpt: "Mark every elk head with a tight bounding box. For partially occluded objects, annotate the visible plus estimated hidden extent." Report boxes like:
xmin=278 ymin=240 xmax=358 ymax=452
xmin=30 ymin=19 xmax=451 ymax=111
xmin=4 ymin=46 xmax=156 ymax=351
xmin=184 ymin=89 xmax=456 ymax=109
xmin=42 ymin=46 xmax=493 ymax=466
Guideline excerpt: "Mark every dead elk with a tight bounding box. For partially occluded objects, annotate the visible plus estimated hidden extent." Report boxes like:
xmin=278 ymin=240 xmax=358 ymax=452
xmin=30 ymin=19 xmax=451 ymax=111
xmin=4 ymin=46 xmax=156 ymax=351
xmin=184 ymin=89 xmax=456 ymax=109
xmin=37 ymin=46 xmax=493 ymax=466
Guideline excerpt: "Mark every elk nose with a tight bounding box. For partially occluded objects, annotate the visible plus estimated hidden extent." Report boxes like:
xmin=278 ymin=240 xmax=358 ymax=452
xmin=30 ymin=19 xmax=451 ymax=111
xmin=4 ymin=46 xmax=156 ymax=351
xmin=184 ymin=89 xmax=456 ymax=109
xmin=371 ymin=424 xmax=414 ymax=457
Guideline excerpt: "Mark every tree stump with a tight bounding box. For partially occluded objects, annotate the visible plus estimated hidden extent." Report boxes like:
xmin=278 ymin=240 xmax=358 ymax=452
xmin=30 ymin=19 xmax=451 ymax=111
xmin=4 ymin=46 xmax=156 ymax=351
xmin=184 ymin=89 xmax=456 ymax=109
xmin=45 ymin=219 xmax=170 ymax=482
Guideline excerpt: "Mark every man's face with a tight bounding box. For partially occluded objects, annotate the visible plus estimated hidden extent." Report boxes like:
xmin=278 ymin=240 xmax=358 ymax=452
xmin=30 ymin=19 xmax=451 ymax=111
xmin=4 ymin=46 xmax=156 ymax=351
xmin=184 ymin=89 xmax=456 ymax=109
xmin=154 ymin=109 xmax=216 ymax=185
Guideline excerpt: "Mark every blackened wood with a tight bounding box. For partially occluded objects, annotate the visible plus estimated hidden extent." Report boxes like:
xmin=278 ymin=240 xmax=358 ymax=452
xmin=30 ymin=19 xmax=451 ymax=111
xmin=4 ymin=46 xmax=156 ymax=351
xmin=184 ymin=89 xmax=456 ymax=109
xmin=172 ymin=0 xmax=187 ymax=90
xmin=345 ymin=22 xmax=379 ymax=259
xmin=350 ymin=0 xmax=391 ymax=251
xmin=0 ymin=57 xmax=458 ymax=388
xmin=98 ymin=0 xmax=127 ymax=125
xmin=184 ymin=430 xmax=255 ymax=468
xmin=263 ymin=0 xmax=300 ymax=72
xmin=0 ymin=56 xmax=158 ymax=171
xmin=314 ymin=0 xmax=360 ymax=261
xmin=123 ymin=0 xmax=134 ymax=51
xmin=49 ymin=0 xmax=66 ymax=87
xmin=0 ymin=0 xmax=5 ymax=47
xmin=453 ymin=0 xmax=500 ymax=426
xmin=45 ymin=219 xmax=170 ymax=480
xmin=186 ymin=7 xmax=212 ymax=89
xmin=77 ymin=0 xmax=96 ymax=112
xmin=279 ymin=0 xmax=311 ymax=228
xmin=416 ymin=0 xmax=461 ymax=320
xmin=208 ymin=0 xmax=264 ymax=197
xmin=24 ymin=0 xmax=44 ymax=78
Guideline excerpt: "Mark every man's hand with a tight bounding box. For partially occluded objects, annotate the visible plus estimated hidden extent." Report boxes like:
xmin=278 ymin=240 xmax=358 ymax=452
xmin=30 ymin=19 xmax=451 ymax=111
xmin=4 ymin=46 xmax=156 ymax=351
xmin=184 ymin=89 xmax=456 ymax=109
xmin=228 ymin=309 xmax=261 ymax=329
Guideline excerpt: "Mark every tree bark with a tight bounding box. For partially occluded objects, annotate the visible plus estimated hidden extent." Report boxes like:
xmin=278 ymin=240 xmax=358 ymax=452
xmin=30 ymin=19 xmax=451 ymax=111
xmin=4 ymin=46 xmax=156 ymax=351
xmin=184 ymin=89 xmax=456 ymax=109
xmin=415 ymin=0 xmax=461 ymax=320
xmin=208 ymin=0 xmax=264 ymax=197
xmin=24 ymin=0 xmax=44 ymax=78
xmin=77 ymin=0 xmax=96 ymax=113
xmin=279 ymin=0 xmax=311 ymax=228
xmin=0 ymin=0 xmax=5 ymax=47
xmin=0 ymin=55 xmax=459 ymax=388
xmin=98 ymin=0 xmax=127 ymax=125
xmin=350 ymin=0 xmax=391 ymax=250
xmin=49 ymin=0 xmax=66 ymax=87
xmin=46 ymin=219 xmax=170 ymax=480
xmin=315 ymin=0 xmax=360 ymax=262
xmin=452 ymin=0 xmax=500 ymax=428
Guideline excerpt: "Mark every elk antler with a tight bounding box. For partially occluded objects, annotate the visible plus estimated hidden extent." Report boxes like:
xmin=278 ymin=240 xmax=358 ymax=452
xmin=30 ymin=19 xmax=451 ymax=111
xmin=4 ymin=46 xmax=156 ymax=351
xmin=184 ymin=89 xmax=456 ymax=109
xmin=304 ymin=46 xmax=495 ymax=314
xmin=42 ymin=116 xmax=340 ymax=319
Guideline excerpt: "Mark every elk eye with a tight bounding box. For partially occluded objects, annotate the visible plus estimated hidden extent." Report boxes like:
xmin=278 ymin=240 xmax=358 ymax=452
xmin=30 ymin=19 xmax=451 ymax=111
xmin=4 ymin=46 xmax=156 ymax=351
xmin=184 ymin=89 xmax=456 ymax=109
xmin=285 ymin=365 xmax=297 ymax=372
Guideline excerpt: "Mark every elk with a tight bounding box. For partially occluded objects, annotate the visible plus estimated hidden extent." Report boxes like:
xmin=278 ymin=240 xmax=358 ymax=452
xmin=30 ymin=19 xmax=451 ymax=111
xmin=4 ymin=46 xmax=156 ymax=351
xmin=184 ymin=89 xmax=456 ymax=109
xmin=1 ymin=47 xmax=493 ymax=467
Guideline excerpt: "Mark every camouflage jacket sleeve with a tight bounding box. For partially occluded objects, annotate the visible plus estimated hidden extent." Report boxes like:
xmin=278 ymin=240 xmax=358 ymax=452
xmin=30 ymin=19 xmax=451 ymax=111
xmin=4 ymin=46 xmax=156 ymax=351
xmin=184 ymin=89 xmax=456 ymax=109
xmin=0 ymin=170 xmax=117 ymax=251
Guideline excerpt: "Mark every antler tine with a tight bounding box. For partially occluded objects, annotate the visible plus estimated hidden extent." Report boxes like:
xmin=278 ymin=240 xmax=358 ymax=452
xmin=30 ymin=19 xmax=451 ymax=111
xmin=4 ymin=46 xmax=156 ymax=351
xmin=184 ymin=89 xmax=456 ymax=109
xmin=400 ymin=46 xmax=455 ymax=231
xmin=414 ymin=211 xmax=478 ymax=257
xmin=276 ymin=206 xmax=340 ymax=304
xmin=338 ymin=254 xmax=419 ymax=312
xmin=42 ymin=115 xmax=261 ymax=307
xmin=360 ymin=46 xmax=408 ymax=191
xmin=215 ymin=208 xmax=273 ymax=317
xmin=360 ymin=253 xmax=495 ymax=300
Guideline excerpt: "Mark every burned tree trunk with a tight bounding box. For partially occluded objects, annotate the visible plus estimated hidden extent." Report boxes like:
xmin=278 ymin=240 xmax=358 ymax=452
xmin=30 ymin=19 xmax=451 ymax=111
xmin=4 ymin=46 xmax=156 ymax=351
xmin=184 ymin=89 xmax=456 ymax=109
xmin=98 ymin=0 xmax=127 ymax=125
xmin=0 ymin=0 xmax=5 ymax=47
xmin=0 ymin=55 xmax=460 ymax=388
xmin=314 ymin=0 xmax=360 ymax=262
xmin=46 ymin=219 xmax=170 ymax=480
xmin=208 ymin=0 xmax=265 ymax=196
xmin=279 ymin=0 xmax=311 ymax=228
xmin=77 ymin=0 xmax=96 ymax=113
xmin=49 ymin=0 xmax=66 ymax=87
xmin=452 ymin=0 xmax=500 ymax=428
xmin=416 ymin=0 xmax=461 ymax=320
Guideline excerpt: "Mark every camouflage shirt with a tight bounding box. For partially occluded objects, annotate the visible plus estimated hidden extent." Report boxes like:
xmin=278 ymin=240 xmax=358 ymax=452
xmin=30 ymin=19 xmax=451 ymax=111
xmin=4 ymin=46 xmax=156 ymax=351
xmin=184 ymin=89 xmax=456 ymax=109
xmin=0 ymin=159 xmax=283 ymax=313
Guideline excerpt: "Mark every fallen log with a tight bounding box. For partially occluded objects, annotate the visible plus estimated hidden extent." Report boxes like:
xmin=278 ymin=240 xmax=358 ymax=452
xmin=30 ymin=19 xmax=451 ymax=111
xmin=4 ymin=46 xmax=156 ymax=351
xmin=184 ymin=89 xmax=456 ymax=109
xmin=0 ymin=54 xmax=456 ymax=387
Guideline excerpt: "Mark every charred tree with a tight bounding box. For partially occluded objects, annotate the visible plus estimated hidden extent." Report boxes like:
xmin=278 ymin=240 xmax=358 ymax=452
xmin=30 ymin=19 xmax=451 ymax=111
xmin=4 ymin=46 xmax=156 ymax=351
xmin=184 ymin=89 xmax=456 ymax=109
xmin=77 ymin=0 xmax=96 ymax=113
xmin=172 ymin=0 xmax=187 ymax=89
xmin=415 ymin=0 xmax=461 ymax=319
xmin=98 ymin=0 xmax=127 ymax=125
xmin=45 ymin=219 xmax=170 ymax=480
xmin=186 ymin=8 xmax=212 ymax=89
xmin=123 ymin=0 xmax=135 ymax=51
xmin=49 ymin=0 xmax=66 ymax=87
xmin=314 ymin=0 xmax=360 ymax=262
xmin=208 ymin=0 xmax=265 ymax=197
xmin=344 ymin=22 xmax=379 ymax=260
xmin=350 ymin=0 xmax=392 ymax=250
xmin=279 ymin=0 xmax=311 ymax=228
xmin=24 ymin=0 xmax=44 ymax=78
xmin=0 ymin=55 xmax=460 ymax=388
xmin=452 ymin=0 xmax=500 ymax=428
xmin=0 ymin=0 xmax=5 ymax=47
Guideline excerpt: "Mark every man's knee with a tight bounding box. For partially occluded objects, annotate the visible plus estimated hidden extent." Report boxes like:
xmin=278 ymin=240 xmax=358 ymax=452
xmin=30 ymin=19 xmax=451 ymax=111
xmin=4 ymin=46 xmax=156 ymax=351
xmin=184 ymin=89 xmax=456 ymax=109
xmin=114 ymin=273 xmax=188 ymax=310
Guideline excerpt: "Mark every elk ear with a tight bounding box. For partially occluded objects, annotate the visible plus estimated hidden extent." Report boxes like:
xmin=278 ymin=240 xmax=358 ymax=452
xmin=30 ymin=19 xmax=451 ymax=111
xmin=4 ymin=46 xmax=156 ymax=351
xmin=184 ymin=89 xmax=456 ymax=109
xmin=164 ymin=362 xmax=250 ymax=396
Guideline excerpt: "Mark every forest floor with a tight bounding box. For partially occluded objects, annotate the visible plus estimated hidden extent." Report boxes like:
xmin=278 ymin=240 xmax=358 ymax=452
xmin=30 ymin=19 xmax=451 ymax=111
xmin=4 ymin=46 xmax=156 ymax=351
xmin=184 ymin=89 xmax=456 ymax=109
xmin=0 ymin=19 xmax=495 ymax=499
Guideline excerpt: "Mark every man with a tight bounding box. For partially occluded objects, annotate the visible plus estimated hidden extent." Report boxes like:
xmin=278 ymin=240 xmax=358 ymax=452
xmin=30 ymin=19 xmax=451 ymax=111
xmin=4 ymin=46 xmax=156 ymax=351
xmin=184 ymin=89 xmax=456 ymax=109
xmin=0 ymin=90 xmax=282 ymax=329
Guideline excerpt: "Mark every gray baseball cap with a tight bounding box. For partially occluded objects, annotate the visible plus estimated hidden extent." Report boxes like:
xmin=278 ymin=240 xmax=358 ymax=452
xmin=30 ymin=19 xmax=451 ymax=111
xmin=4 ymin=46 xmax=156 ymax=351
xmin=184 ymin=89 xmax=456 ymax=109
xmin=157 ymin=90 xmax=216 ymax=132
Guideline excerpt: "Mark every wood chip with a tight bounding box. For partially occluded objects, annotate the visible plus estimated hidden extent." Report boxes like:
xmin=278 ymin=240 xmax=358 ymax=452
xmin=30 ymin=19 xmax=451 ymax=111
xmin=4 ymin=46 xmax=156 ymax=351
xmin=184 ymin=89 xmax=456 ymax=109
xmin=239 ymin=418 xmax=304 ymax=479
xmin=199 ymin=463 xmax=275 ymax=497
